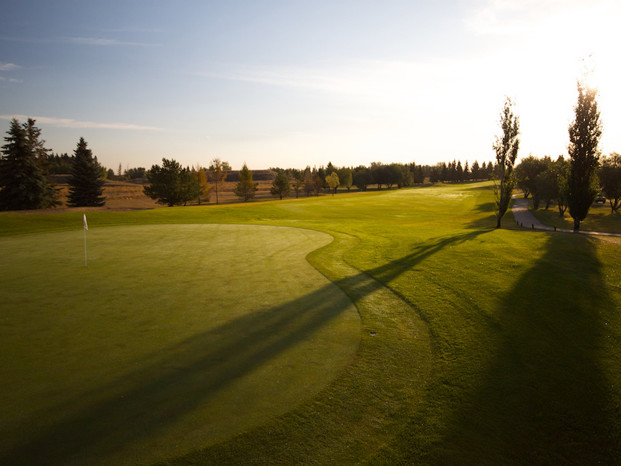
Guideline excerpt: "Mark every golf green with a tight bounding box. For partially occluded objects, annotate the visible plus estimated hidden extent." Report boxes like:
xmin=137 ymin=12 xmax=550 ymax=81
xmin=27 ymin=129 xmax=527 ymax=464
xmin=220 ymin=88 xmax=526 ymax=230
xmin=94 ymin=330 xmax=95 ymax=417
xmin=0 ymin=224 xmax=361 ymax=465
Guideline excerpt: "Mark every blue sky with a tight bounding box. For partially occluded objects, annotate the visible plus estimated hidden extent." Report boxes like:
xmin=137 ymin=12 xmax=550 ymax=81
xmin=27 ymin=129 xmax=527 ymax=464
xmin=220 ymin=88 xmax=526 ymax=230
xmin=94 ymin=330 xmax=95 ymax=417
xmin=1 ymin=0 xmax=620 ymax=170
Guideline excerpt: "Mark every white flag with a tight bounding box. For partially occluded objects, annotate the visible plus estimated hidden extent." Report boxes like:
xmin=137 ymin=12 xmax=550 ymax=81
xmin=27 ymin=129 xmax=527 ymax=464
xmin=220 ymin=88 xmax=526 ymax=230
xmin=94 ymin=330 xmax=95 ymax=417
xmin=83 ymin=214 xmax=88 ymax=231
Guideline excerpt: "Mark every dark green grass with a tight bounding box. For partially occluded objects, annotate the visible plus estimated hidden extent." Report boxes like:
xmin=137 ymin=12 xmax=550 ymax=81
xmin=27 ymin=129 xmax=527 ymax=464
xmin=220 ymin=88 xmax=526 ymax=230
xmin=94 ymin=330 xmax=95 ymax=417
xmin=1 ymin=183 xmax=620 ymax=464
xmin=528 ymin=200 xmax=621 ymax=234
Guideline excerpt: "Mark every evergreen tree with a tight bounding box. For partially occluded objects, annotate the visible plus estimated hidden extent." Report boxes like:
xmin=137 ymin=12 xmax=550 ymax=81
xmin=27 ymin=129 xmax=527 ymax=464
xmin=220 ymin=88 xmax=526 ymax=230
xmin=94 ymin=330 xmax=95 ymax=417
xmin=234 ymin=163 xmax=257 ymax=201
xmin=270 ymin=170 xmax=290 ymax=200
xmin=48 ymin=153 xmax=73 ymax=174
xmin=471 ymin=160 xmax=480 ymax=180
xmin=67 ymin=138 xmax=105 ymax=207
xmin=304 ymin=169 xmax=315 ymax=196
xmin=0 ymin=118 xmax=57 ymax=210
xmin=456 ymin=161 xmax=464 ymax=182
xmin=567 ymin=81 xmax=602 ymax=231
xmin=493 ymin=97 xmax=520 ymax=228
xmin=144 ymin=158 xmax=195 ymax=206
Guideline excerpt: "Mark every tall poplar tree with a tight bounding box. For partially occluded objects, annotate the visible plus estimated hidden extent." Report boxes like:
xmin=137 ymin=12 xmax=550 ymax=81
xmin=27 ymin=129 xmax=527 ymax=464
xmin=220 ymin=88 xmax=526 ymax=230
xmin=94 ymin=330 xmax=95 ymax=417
xmin=0 ymin=118 xmax=57 ymax=210
xmin=493 ymin=97 xmax=520 ymax=228
xmin=567 ymin=81 xmax=602 ymax=231
xmin=67 ymin=137 xmax=105 ymax=207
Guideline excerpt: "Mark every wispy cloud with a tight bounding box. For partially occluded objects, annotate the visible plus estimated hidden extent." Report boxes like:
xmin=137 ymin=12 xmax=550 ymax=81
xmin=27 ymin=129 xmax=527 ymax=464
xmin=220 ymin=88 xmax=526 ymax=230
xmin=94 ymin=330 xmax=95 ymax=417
xmin=67 ymin=36 xmax=158 ymax=47
xmin=199 ymin=64 xmax=363 ymax=95
xmin=0 ymin=115 xmax=162 ymax=131
xmin=0 ymin=35 xmax=157 ymax=47
xmin=0 ymin=77 xmax=22 ymax=83
xmin=0 ymin=61 xmax=20 ymax=71
xmin=197 ymin=59 xmax=486 ymax=108
xmin=464 ymin=0 xmax=613 ymax=36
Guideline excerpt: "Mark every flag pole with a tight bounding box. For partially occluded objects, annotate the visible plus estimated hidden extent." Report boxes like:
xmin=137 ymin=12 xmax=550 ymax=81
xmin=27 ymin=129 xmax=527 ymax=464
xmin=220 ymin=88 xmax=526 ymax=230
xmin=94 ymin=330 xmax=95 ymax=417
xmin=83 ymin=213 xmax=88 ymax=267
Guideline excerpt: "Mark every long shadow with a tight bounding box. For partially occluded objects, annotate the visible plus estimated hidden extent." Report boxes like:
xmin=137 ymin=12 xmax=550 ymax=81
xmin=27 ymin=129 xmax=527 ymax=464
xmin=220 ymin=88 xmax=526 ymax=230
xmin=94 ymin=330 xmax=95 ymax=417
xmin=1 ymin=280 xmax=354 ymax=465
xmin=368 ymin=229 xmax=492 ymax=286
xmin=2 ymin=228 xmax=493 ymax=465
xmin=438 ymin=234 xmax=621 ymax=463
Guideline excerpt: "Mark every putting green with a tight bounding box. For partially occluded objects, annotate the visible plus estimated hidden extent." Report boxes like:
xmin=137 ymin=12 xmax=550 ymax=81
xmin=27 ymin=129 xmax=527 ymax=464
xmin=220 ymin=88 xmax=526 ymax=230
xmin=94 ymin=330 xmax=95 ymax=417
xmin=0 ymin=224 xmax=361 ymax=465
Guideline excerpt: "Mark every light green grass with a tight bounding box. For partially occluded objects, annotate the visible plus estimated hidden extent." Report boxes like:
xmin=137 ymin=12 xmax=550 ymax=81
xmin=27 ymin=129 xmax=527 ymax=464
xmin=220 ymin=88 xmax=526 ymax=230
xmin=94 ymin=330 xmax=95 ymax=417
xmin=1 ymin=182 xmax=621 ymax=464
xmin=0 ymin=224 xmax=360 ymax=465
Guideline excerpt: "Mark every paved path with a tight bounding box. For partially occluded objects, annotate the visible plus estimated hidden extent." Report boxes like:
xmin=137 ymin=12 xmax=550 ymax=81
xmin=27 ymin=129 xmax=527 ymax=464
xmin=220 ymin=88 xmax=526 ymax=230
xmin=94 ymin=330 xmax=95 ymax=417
xmin=511 ymin=197 xmax=621 ymax=237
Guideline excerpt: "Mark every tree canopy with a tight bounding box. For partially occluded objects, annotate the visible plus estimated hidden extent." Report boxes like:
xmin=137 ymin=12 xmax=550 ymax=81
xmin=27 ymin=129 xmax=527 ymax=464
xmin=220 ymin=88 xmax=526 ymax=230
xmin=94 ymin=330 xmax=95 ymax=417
xmin=326 ymin=171 xmax=339 ymax=195
xmin=493 ymin=97 xmax=520 ymax=228
xmin=67 ymin=138 xmax=105 ymax=207
xmin=0 ymin=118 xmax=57 ymax=210
xmin=598 ymin=153 xmax=621 ymax=214
xmin=208 ymin=158 xmax=231 ymax=205
xmin=270 ymin=170 xmax=290 ymax=200
xmin=567 ymin=81 xmax=602 ymax=231
xmin=144 ymin=158 xmax=196 ymax=206
xmin=234 ymin=163 xmax=257 ymax=201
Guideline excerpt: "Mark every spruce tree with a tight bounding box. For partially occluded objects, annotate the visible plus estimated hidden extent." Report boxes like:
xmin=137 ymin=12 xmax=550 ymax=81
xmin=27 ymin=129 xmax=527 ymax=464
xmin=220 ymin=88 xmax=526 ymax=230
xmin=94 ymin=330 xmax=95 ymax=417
xmin=0 ymin=118 xmax=57 ymax=210
xmin=567 ymin=81 xmax=602 ymax=231
xmin=270 ymin=170 xmax=290 ymax=200
xmin=67 ymin=138 xmax=105 ymax=207
xmin=144 ymin=158 xmax=195 ymax=207
xmin=234 ymin=163 xmax=257 ymax=201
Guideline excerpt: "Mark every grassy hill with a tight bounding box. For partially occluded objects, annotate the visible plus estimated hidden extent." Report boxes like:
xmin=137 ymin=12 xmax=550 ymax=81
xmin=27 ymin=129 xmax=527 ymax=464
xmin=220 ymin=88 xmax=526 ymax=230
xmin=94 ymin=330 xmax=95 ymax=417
xmin=1 ymin=182 xmax=620 ymax=464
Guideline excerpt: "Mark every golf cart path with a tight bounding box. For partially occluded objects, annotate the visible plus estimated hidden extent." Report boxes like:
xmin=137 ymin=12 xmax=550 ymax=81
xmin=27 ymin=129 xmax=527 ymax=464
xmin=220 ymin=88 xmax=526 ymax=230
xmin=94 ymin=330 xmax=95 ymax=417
xmin=511 ymin=198 xmax=621 ymax=237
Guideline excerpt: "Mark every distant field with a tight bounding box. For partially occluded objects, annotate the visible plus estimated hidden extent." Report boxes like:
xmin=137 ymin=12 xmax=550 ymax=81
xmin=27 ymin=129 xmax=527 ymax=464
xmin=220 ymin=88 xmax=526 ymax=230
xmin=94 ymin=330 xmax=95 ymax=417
xmin=49 ymin=176 xmax=384 ymax=211
xmin=1 ymin=182 xmax=620 ymax=464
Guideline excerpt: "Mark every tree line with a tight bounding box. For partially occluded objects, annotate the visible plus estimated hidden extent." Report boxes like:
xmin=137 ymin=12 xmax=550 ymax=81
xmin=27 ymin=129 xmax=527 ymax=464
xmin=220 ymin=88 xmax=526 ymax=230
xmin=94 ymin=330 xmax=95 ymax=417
xmin=515 ymin=153 xmax=621 ymax=216
xmin=1 ymin=116 xmax=498 ymax=210
xmin=0 ymin=118 xmax=104 ymax=209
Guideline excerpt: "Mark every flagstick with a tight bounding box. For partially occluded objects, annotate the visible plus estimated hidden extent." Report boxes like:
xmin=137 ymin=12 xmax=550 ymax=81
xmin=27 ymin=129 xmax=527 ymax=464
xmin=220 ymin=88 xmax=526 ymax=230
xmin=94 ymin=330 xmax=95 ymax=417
xmin=84 ymin=223 xmax=87 ymax=267
xmin=83 ymin=213 xmax=88 ymax=267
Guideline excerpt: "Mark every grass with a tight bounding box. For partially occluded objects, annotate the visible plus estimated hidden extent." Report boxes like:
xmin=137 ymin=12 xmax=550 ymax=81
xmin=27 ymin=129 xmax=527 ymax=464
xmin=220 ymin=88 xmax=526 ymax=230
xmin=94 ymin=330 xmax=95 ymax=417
xmin=528 ymin=199 xmax=621 ymax=234
xmin=1 ymin=182 xmax=620 ymax=464
xmin=0 ymin=225 xmax=360 ymax=464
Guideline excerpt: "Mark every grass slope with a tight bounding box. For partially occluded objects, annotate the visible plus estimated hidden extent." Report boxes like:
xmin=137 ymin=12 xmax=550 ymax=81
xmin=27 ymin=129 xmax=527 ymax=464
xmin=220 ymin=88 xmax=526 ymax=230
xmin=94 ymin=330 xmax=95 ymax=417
xmin=1 ymin=182 xmax=620 ymax=464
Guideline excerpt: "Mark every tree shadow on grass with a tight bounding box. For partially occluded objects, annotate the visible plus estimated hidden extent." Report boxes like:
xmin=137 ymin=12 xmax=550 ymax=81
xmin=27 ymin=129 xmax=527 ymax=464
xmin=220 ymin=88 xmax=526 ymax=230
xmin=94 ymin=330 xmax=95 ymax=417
xmin=1 ymin=281 xmax=355 ymax=465
xmin=2 ymin=228 xmax=495 ymax=465
xmin=369 ymin=229 xmax=493 ymax=286
xmin=437 ymin=234 xmax=621 ymax=464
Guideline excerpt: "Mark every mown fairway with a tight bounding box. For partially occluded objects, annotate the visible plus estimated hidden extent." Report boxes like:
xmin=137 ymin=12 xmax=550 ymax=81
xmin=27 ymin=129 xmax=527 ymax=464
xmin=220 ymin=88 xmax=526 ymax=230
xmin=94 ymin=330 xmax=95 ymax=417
xmin=1 ymin=182 xmax=620 ymax=464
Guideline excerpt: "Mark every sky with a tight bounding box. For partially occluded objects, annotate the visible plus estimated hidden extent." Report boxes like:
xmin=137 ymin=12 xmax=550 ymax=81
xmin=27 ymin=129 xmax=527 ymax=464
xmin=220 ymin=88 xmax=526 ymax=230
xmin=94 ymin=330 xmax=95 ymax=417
xmin=1 ymin=0 xmax=620 ymax=171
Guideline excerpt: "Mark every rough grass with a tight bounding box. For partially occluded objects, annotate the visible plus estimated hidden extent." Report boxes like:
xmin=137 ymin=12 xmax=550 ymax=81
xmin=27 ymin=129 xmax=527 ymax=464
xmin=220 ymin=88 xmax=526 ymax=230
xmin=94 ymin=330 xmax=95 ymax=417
xmin=1 ymin=182 xmax=621 ymax=464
